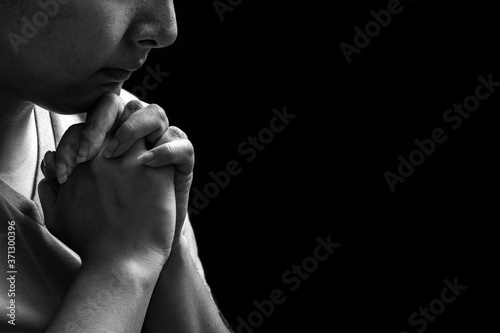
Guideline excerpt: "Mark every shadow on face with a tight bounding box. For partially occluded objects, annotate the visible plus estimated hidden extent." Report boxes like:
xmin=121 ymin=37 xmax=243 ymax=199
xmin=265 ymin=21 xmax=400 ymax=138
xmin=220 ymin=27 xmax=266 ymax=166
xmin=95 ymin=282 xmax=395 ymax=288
xmin=0 ymin=0 xmax=177 ymax=114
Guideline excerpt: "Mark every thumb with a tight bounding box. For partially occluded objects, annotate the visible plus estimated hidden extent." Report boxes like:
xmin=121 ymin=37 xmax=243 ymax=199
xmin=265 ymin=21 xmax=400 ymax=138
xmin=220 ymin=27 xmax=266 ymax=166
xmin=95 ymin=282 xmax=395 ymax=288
xmin=76 ymin=93 xmax=125 ymax=164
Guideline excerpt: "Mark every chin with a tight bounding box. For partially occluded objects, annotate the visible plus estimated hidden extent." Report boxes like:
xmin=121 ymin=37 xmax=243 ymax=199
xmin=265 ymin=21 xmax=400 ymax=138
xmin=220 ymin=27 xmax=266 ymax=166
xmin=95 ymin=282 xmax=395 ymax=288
xmin=36 ymin=83 xmax=123 ymax=115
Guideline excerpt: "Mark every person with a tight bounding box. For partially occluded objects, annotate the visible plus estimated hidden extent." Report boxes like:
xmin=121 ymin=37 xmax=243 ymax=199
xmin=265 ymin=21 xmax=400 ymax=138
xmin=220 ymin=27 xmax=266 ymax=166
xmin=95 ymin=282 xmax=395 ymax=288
xmin=0 ymin=0 xmax=232 ymax=331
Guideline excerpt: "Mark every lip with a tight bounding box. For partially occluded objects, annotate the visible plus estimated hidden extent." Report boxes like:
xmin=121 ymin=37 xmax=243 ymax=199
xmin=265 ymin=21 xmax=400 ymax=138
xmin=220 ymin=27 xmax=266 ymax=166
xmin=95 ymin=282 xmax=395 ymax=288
xmin=99 ymin=68 xmax=134 ymax=82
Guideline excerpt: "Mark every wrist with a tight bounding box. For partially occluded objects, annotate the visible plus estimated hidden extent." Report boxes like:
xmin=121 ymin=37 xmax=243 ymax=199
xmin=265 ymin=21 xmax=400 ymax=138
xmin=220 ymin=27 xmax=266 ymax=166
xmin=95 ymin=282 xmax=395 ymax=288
xmin=155 ymin=235 xmax=193 ymax=289
xmin=82 ymin=251 xmax=165 ymax=288
xmin=164 ymin=235 xmax=190 ymax=268
xmin=80 ymin=237 xmax=170 ymax=270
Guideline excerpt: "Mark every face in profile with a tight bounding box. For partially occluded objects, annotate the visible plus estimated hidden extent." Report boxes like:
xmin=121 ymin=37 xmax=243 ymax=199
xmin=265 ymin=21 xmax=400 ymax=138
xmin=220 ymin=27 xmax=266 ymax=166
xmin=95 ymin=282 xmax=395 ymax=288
xmin=0 ymin=0 xmax=177 ymax=114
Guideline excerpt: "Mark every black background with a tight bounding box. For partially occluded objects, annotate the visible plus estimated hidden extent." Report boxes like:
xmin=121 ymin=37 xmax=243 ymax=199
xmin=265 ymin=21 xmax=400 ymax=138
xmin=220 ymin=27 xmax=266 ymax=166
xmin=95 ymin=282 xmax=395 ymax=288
xmin=124 ymin=0 xmax=498 ymax=332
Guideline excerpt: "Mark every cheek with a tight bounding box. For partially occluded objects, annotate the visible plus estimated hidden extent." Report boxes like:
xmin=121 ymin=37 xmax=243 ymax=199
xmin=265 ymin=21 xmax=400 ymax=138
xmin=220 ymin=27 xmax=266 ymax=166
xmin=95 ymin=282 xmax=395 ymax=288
xmin=0 ymin=2 xmax=131 ymax=113
xmin=17 ymin=2 xmax=128 ymax=84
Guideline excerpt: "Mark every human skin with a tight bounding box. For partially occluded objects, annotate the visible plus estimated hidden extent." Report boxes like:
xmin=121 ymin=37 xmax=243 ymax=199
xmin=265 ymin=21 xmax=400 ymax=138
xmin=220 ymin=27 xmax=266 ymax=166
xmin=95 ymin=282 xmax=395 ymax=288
xmin=47 ymin=94 xmax=195 ymax=255
xmin=0 ymin=0 xmax=231 ymax=331
xmin=0 ymin=0 xmax=177 ymax=114
xmin=42 ymin=131 xmax=230 ymax=332
xmin=42 ymin=134 xmax=178 ymax=332
xmin=0 ymin=0 xmax=176 ymax=197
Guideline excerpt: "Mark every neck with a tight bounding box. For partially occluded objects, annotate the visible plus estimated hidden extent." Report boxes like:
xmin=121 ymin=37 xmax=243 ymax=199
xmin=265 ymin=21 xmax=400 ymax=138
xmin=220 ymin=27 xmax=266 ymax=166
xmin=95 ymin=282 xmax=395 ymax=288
xmin=0 ymin=91 xmax=38 ymax=198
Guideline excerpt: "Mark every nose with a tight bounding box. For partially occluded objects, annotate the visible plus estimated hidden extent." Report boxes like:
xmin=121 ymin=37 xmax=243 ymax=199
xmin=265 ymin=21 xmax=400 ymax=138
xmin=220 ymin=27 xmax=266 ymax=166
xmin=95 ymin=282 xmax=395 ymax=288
xmin=129 ymin=1 xmax=178 ymax=49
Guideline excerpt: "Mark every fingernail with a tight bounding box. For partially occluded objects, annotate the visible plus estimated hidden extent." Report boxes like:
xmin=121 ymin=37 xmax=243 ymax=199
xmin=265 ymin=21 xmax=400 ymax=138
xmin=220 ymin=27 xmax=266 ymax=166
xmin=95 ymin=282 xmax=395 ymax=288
xmin=103 ymin=138 xmax=119 ymax=158
xmin=76 ymin=142 xmax=89 ymax=164
xmin=138 ymin=151 xmax=155 ymax=164
xmin=125 ymin=100 xmax=143 ymax=112
xmin=56 ymin=162 xmax=67 ymax=184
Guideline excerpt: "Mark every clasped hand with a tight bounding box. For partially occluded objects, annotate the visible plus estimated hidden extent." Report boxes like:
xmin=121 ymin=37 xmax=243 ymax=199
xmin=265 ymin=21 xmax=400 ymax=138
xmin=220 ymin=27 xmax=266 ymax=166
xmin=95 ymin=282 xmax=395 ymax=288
xmin=39 ymin=93 xmax=194 ymax=268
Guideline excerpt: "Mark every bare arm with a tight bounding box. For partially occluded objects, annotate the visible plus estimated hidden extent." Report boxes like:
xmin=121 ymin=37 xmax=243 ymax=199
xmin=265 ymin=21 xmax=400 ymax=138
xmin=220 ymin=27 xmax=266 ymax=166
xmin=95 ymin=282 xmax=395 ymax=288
xmin=40 ymin=123 xmax=177 ymax=332
xmin=50 ymin=92 xmax=232 ymax=332
xmin=46 ymin=256 xmax=162 ymax=333
xmin=142 ymin=220 xmax=232 ymax=333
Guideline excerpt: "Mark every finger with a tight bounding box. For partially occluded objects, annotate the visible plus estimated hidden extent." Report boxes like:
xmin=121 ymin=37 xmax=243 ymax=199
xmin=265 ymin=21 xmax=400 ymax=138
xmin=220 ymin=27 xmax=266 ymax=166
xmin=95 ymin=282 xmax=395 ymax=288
xmin=137 ymin=127 xmax=194 ymax=242
xmin=103 ymin=100 xmax=146 ymax=157
xmin=42 ymin=151 xmax=59 ymax=192
xmin=160 ymin=125 xmax=188 ymax=142
xmin=137 ymin=126 xmax=193 ymax=174
xmin=137 ymin=139 xmax=194 ymax=174
xmin=120 ymin=100 xmax=148 ymax=126
xmin=75 ymin=93 xmax=125 ymax=164
xmin=55 ymin=123 xmax=84 ymax=184
xmin=103 ymin=104 xmax=169 ymax=159
xmin=138 ymin=139 xmax=194 ymax=243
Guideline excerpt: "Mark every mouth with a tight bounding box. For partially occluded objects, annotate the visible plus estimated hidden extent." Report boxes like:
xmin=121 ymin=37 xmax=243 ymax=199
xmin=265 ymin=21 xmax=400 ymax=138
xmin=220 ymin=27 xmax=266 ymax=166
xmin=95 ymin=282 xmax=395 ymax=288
xmin=99 ymin=68 xmax=135 ymax=82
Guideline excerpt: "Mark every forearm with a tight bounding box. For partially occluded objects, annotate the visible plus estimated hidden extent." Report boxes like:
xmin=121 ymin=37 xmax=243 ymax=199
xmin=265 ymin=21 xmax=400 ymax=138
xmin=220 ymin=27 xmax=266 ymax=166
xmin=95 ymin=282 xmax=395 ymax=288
xmin=142 ymin=237 xmax=232 ymax=333
xmin=46 ymin=256 xmax=162 ymax=333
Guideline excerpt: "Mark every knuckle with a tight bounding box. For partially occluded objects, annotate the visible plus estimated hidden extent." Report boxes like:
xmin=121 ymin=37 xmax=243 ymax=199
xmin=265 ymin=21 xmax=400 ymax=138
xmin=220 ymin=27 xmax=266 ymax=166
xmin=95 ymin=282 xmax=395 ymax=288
xmin=117 ymin=121 xmax=137 ymax=139
xmin=82 ymin=122 xmax=106 ymax=143
xmin=160 ymin=142 xmax=175 ymax=156
xmin=184 ymin=140 xmax=195 ymax=158
xmin=167 ymin=126 xmax=188 ymax=140
xmin=157 ymin=140 xmax=195 ymax=164
xmin=148 ymin=104 xmax=168 ymax=127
